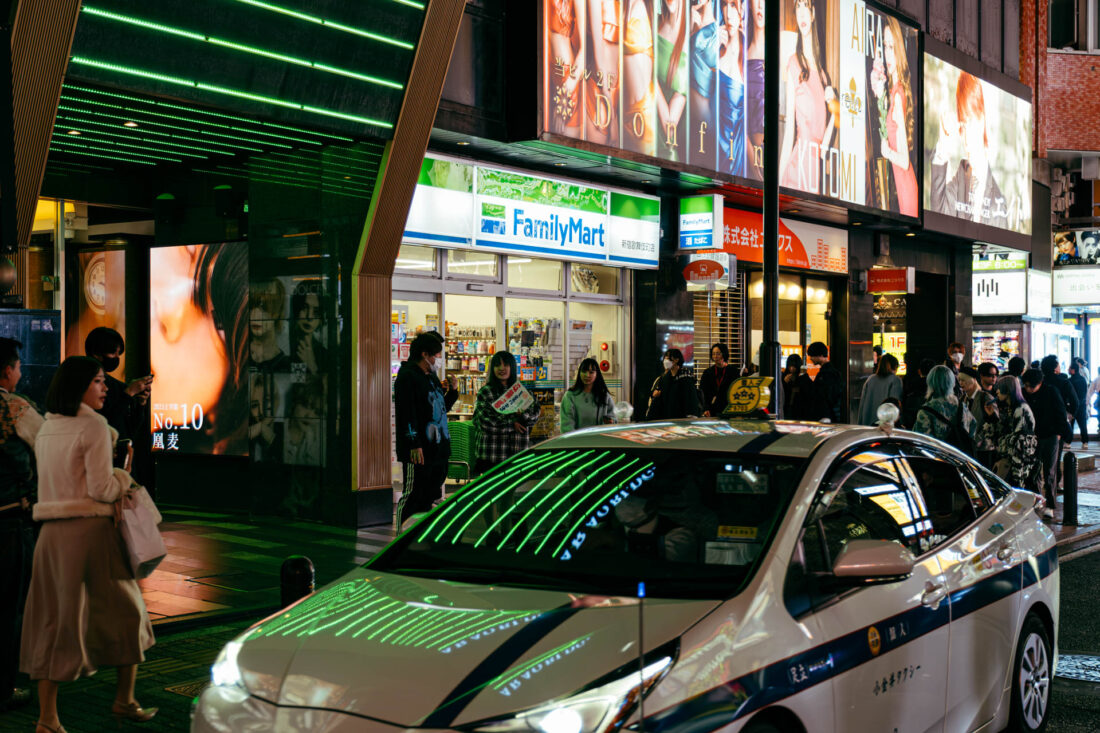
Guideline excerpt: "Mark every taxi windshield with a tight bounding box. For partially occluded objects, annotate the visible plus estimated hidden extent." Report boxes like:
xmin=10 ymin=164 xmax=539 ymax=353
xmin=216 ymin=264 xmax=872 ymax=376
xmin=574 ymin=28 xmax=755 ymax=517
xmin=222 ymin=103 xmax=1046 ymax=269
xmin=370 ymin=448 xmax=807 ymax=599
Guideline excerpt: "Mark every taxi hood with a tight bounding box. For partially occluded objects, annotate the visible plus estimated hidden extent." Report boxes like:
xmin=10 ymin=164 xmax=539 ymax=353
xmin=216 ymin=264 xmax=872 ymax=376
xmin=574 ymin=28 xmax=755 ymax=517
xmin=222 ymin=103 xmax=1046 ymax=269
xmin=233 ymin=568 xmax=719 ymax=727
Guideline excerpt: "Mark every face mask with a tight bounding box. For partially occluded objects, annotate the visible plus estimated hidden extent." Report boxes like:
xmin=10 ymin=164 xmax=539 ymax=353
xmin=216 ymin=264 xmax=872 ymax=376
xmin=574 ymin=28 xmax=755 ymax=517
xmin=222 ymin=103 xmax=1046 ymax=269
xmin=951 ymin=352 xmax=963 ymax=364
xmin=100 ymin=356 xmax=120 ymax=373
xmin=663 ymin=358 xmax=674 ymax=371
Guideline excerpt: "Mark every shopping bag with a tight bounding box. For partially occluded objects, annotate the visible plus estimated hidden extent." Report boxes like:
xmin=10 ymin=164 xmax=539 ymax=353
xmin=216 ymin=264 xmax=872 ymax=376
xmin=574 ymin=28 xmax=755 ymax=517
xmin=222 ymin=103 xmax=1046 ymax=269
xmin=116 ymin=486 xmax=166 ymax=579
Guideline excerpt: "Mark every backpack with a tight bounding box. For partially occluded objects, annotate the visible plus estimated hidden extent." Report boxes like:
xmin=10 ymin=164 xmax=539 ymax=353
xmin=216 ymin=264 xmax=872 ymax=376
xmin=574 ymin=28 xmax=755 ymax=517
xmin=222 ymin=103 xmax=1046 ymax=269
xmin=920 ymin=404 xmax=975 ymax=455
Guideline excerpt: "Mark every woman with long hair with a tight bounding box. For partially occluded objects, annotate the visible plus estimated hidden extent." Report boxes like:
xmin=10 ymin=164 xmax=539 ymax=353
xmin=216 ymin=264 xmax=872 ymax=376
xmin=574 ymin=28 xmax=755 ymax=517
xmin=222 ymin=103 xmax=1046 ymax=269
xmin=22 ymin=357 xmax=157 ymax=732
xmin=548 ymin=0 xmax=583 ymax=137
xmin=857 ymin=353 xmax=904 ymax=426
xmin=782 ymin=352 xmax=804 ymax=418
xmin=744 ymin=0 xmax=766 ymax=179
xmin=912 ymin=364 xmax=975 ymax=442
xmin=585 ymin=0 xmax=621 ymax=145
xmin=778 ymin=0 xmax=835 ymax=195
xmin=561 ymin=358 xmax=617 ymax=432
xmin=717 ymin=0 xmax=747 ymax=176
xmin=689 ymin=0 xmax=719 ymax=163
xmin=657 ymin=0 xmax=688 ymax=160
xmin=980 ymin=375 xmax=1040 ymax=490
xmin=624 ymin=0 xmax=657 ymax=155
xmin=473 ymin=351 xmax=541 ymax=473
xmin=873 ymin=17 xmax=917 ymax=217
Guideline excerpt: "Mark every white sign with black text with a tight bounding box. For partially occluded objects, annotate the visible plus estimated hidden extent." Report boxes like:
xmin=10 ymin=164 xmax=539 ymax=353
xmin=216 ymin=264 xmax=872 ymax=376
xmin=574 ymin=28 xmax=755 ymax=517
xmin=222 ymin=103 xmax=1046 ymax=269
xmin=973 ymin=269 xmax=1027 ymax=316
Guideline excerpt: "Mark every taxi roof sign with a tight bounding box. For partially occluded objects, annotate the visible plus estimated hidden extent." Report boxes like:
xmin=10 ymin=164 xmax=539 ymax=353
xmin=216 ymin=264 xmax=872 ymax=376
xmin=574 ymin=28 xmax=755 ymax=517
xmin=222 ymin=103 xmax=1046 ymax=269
xmin=721 ymin=377 xmax=774 ymax=417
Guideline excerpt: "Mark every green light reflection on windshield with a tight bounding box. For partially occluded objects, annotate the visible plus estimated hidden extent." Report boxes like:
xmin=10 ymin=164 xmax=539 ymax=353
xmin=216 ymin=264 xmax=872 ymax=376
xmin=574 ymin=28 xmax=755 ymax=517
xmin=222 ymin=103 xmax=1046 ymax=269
xmin=548 ymin=461 xmax=653 ymax=558
xmin=510 ymin=451 xmax=609 ymax=553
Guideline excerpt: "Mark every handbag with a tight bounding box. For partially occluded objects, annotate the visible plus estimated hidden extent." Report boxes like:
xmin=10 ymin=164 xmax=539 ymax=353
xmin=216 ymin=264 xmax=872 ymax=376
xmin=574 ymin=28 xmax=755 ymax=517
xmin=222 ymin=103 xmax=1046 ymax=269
xmin=115 ymin=484 xmax=166 ymax=579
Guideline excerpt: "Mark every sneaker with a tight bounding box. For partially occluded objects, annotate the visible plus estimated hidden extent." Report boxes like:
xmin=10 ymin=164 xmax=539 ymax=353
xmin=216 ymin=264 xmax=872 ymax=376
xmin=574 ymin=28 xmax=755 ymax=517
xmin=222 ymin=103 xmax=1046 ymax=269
xmin=1043 ymin=508 xmax=1055 ymax=519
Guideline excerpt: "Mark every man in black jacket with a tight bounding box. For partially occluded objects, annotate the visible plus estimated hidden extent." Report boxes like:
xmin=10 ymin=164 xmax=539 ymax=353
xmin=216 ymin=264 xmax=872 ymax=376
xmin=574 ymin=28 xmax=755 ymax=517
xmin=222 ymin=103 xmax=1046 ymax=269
xmin=1069 ymin=359 xmax=1089 ymax=448
xmin=1022 ymin=368 xmax=1069 ymax=518
xmin=802 ymin=342 xmax=844 ymax=423
xmin=393 ymin=332 xmax=458 ymax=529
xmin=1041 ymin=355 xmax=1079 ymax=487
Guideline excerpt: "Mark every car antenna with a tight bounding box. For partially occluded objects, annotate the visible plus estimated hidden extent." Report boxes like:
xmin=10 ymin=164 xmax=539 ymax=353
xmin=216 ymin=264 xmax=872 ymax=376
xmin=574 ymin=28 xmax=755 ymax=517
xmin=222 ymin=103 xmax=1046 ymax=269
xmin=637 ymin=580 xmax=646 ymax=731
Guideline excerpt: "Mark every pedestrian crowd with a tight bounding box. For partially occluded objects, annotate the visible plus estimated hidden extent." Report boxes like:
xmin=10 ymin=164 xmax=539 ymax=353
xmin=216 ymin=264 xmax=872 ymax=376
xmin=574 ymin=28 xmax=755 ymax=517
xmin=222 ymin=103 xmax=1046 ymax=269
xmin=1 ymin=328 xmax=160 ymax=733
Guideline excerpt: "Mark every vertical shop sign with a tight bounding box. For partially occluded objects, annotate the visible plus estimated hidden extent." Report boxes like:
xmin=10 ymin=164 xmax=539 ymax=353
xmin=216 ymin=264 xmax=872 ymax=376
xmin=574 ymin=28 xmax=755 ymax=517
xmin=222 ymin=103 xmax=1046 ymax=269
xmin=608 ymin=192 xmax=660 ymax=265
xmin=1026 ymin=270 xmax=1052 ymax=320
xmin=679 ymin=195 xmax=722 ymax=250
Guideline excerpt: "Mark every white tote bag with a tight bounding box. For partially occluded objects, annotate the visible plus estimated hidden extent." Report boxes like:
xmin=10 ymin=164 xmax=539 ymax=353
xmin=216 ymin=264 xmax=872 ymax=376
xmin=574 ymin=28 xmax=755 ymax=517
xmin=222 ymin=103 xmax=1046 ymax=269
xmin=115 ymin=486 xmax=166 ymax=579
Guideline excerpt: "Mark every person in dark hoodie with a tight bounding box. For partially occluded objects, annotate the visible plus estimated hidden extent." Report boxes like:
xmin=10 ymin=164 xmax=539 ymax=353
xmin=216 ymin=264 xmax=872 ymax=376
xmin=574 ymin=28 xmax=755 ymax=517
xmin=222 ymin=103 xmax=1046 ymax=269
xmin=393 ymin=332 xmax=458 ymax=529
xmin=803 ymin=342 xmax=844 ymax=423
xmin=1041 ymin=354 xmax=1079 ymax=487
xmin=646 ymin=349 xmax=701 ymax=420
xmin=1021 ymin=368 xmax=1069 ymax=519
xmin=1069 ymin=359 xmax=1089 ymax=448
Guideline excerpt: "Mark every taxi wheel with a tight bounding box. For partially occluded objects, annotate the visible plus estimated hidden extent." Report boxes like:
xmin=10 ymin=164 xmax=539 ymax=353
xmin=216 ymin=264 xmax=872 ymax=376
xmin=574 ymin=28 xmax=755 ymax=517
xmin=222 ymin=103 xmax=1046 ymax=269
xmin=1008 ymin=614 xmax=1052 ymax=732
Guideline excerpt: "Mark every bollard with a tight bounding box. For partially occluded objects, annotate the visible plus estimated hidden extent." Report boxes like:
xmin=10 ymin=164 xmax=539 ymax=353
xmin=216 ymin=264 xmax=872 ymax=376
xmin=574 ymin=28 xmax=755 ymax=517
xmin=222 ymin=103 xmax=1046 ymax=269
xmin=280 ymin=555 xmax=315 ymax=608
xmin=1063 ymin=451 xmax=1079 ymax=528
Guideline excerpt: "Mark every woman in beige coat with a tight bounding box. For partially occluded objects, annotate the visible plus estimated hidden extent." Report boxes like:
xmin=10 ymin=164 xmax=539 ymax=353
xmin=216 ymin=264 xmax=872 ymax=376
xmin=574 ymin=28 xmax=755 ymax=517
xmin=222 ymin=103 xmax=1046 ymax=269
xmin=21 ymin=357 xmax=156 ymax=732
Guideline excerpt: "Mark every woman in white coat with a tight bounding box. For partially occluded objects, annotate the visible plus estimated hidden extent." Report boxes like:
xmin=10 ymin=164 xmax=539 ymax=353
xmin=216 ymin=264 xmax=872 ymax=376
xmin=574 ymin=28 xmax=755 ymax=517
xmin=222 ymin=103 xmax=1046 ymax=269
xmin=21 ymin=357 xmax=156 ymax=733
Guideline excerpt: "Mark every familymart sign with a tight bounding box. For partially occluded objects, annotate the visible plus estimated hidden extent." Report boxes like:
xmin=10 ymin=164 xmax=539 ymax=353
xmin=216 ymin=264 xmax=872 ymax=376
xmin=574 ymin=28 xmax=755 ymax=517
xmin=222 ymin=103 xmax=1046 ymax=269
xmin=404 ymin=155 xmax=660 ymax=268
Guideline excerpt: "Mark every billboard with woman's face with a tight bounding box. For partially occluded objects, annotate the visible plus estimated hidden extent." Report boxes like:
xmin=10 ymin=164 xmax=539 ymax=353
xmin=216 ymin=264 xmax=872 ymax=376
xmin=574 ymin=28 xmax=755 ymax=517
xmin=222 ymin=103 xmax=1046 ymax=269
xmin=542 ymin=0 xmax=919 ymax=219
xmin=923 ymin=52 xmax=1032 ymax=236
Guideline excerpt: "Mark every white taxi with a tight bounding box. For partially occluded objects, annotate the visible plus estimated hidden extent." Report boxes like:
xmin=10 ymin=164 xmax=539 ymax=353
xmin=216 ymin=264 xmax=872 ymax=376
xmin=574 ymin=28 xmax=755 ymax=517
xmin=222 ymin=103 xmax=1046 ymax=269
xmin=192 ymin=418 xmax=1059 ymax=733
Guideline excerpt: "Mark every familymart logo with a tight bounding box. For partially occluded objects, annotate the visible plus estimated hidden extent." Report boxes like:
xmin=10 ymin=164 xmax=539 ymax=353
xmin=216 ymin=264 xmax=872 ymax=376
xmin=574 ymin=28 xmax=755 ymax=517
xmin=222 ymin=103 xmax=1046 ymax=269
xmin=510 ymin=208 xmax=607 ymax=249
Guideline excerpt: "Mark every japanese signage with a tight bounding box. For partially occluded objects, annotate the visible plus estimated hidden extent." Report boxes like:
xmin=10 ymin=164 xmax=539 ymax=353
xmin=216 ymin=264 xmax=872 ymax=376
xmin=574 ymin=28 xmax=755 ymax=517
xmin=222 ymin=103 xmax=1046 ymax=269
xmin=541 ymin=0 xmax=919 ymax=219
xmin=722 ymin=376 xmax=773 ymax=417
xmin=867 ymin=267 xmax=915 ymax=294
xmin=492 ymin=382 xmax=536 ymax=414
xmin=679 ymin=195 xmax=722 ymax=250
xmin=707 ymin=207 xmax=848 ymax=274
xmin=1053 ymin=267 xmax=1100 ymax=306
xmin=404 ymin=155 xmax=660 ymax=269
xmin=1053 ymin=229 xmax=1100 ymax=267
xmin=923 ymin=51 xmax=1032 ymax=235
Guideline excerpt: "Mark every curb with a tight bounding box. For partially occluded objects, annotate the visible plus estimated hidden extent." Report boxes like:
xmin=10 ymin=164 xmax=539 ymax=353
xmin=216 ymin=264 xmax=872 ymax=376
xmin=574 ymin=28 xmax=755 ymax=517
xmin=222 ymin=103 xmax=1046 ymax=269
xmin=1057 ymin=524 xmax=1100 ymax=558
xmin=151 ymin=604 xmax=279 ymax=634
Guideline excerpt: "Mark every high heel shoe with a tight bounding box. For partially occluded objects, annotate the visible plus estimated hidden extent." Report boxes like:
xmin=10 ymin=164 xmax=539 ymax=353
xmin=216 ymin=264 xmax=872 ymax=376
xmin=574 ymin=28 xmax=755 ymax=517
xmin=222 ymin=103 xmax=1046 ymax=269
xmin=111 ymin=700 xmax=158 ymax=723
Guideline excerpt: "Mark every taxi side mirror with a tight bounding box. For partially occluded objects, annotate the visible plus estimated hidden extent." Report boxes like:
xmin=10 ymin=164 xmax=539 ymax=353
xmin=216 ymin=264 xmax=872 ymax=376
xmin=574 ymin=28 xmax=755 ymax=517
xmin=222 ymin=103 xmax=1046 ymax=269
xmin=832 ymin=539 xmax=915 ymax=585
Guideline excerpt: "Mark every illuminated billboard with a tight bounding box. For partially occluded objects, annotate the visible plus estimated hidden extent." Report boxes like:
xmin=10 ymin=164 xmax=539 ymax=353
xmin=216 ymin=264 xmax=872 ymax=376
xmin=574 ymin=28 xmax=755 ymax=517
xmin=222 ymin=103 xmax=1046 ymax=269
xmin=541 ymin=0 xmax=919 ymax=218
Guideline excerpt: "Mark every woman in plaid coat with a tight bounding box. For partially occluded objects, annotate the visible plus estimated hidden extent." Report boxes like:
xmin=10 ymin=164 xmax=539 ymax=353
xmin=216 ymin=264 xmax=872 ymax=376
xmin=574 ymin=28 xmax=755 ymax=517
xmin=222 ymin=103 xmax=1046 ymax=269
xmin=473 ymin=351 xmax=541 ymax=474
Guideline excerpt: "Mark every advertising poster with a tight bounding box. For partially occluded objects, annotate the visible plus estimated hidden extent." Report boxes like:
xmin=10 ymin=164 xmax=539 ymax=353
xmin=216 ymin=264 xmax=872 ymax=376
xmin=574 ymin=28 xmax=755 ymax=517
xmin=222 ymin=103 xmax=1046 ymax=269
xmin=542 ymin=0 xmax=918 ymax=217
xmin=923 ymin=53 xmax=1032 ymax=234
xmin=972 ymin=253 xmax=1027 ymax=316
xmin=149 ymin=243 xmax=249 ymax=456
xmin=66 ymin=249 xmax=126 ymax=376
xmin=1053 ymin=230 xmax=1100 ymax=266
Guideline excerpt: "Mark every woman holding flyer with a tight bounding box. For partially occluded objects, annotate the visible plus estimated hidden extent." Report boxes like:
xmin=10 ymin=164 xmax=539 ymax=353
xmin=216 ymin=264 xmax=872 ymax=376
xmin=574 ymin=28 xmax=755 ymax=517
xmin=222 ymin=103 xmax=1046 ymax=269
xmin=473 ymin=351 xmax=541 ymax=474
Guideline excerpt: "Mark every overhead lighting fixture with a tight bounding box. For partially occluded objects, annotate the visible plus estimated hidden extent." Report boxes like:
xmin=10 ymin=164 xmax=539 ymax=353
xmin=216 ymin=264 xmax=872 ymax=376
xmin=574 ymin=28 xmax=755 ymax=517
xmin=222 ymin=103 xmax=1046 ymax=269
xmin=123 ymin=120 xmax=139 ymax=127
xmin=852 ymin=221 xmax=862 ymax=226
xmin=905 ymin=231 xmax=916 ymax=237
xmin=67 ymin=129 xmax=81 ymax=135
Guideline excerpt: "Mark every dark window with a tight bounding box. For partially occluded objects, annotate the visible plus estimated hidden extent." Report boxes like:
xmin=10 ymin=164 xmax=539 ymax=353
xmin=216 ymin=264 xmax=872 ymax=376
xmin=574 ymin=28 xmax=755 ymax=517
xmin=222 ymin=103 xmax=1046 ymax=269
xmin=1050 ymin=0 xmax=1079 ymax=49
xmin=901 ymin=455 xmax=979 ymax=550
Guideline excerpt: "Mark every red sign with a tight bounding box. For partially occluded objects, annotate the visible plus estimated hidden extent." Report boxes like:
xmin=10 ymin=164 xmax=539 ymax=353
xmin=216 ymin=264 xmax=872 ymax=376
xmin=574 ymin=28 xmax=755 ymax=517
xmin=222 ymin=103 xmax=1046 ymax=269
xmin=683 ymin=259 xmax=726 ymax=284
xmin=712 ymin=208 xmax=848 ymax=274
xmin=866 ymin=267 xmax=915 ymax=294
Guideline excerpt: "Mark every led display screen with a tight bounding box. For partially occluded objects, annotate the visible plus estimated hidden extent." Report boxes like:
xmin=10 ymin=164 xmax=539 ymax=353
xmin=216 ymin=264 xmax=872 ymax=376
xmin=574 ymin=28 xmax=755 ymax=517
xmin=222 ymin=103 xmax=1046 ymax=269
xmin=922 ymin=52 xmax=1032 ymax=235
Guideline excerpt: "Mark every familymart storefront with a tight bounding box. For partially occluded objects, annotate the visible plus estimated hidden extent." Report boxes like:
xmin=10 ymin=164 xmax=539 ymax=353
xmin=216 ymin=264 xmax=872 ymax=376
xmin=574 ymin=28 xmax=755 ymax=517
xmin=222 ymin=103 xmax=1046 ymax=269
xmin=389 ymin=154 xmax=659 ymax=477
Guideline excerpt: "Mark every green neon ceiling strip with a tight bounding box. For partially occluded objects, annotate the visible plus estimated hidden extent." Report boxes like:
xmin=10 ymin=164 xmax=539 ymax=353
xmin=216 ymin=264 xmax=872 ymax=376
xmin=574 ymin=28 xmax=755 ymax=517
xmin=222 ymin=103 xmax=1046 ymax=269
xmin=393 ymin=0 xmax=426 ymax=8
xmin=55 ymin=115 xmax=253 ymax=154
xmin=267 ymin=150 xmax=375 ymax=176
xmin=82 ymin=6 xmax=404 ymax=90
xmin=445 ymin=452 xmax=581 ymax=545
xmin=245 ymin=155 xmax=369 ymax=184
xmin=69 ymin=56 xmax=394 ymax=131
xmin=242 ymin=161 xmax=374 ymax=195
xmin=51 ymin=129 xmax=208 ymax=159
xmin=230 ymin=0 xmax=417 ymax=49
xmin=529 ymin=454 xmax=626 ymax=555
xmin=58 ymin=100 xmax=294 ymax=149
xmin=417 ymin=452 xmax=545 ymax=542
xmin=63 ymin=83 xmax=352 ymax=142
xmin=550 ymin=459 xmax=648 ymax=558
xmin=477 ymin=450 xmax=597 ymax=549
xmin=52 ymin=137 xmax=183 ymax=162
xmin=49 ymin=146 xmax=156 ymax=166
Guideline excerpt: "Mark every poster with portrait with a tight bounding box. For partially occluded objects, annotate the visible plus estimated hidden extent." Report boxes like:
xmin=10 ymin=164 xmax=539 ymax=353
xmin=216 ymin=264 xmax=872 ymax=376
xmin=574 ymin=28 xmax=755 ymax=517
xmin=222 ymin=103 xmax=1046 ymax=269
xmin=1053 ymin=230 xmax=1100 ymax=267
xmin=66 ymin=249 xmax=127 ymax=376
xmin=923 ymin=51 xmax=1032 ymax=235
xmin=149 ymin=243 xmax=249 ymax=456
xmin=776 ymin=0 xmax=919 ymax=215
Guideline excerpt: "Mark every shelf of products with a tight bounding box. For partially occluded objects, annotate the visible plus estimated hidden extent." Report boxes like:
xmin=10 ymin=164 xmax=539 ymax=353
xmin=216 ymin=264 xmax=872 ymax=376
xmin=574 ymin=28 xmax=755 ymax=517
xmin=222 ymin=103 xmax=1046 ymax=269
xmin=445 ymin=323 xmax=496 ymax=413
xmin=973 ymin=330 xmax=1020 ymax=371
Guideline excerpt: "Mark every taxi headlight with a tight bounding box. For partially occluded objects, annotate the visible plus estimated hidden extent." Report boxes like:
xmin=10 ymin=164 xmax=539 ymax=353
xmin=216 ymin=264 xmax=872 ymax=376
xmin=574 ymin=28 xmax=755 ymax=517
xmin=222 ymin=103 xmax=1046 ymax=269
xmin=210 ymin=640 xmax=249 ymax=703
xmin=471 ymin=656 xmax=672 ymax=733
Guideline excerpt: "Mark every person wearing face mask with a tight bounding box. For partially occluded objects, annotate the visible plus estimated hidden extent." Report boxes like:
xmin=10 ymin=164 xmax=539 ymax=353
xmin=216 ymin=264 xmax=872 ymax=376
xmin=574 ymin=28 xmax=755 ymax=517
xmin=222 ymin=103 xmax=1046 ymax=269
xmin=646 ymin=349 xmax=702 ymax=420
xmin=944 ymin=342 xmax=966 ymax=373
xmin=392 ymin=333 xmax=459 ymax=529
xmin=473 ymin=351 xmax=542 ymax=474
xmin=84 ymin=328 xmax=152 ymax=485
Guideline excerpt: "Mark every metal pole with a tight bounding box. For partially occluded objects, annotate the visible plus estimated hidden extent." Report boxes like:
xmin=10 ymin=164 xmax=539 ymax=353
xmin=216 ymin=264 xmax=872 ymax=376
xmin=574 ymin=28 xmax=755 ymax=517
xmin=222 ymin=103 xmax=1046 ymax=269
xmin=762 ymin=0 xmax=781 ymax=413
xmin=1063 ymin=451 xmax=1078 ymax=528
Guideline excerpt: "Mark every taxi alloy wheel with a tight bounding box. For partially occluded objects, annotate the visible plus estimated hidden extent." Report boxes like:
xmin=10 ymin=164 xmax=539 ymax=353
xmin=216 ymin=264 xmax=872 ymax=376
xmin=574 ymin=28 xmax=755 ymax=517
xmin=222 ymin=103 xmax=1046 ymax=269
xmin=1010 ymin=614 xmax=1052 ymax=732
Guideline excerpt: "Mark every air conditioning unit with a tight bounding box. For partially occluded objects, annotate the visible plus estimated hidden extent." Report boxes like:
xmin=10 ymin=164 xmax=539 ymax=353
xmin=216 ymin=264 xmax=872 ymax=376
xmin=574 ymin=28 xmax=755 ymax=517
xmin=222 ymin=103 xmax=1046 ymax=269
xmin=1082 ymin=157 xmax=1100 ymax=180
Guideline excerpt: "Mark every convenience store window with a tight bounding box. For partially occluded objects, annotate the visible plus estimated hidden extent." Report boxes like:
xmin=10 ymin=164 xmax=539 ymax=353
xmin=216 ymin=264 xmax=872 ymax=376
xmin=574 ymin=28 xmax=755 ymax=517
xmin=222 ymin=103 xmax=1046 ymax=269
xmin=394 ymin=244 xmax=438 ymax=276
xmin=570 ymin=263 xmax=621 ymax=297
xmin=505 ymin=299 xmax=566 ymax=393
xmin=446 ymin=250 xmax=499 ymax=280
xmin=508 ymin=257 xmax=564 ymax=292
xmin=444 ymin=294 xmax=500 ymax=415
xmin=567 ymin=301 xmax=625 ymax=401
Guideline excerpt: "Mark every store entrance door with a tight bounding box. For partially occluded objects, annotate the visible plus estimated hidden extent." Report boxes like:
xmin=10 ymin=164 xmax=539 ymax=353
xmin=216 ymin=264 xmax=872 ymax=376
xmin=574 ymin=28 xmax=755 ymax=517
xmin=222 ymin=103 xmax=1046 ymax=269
xmin=391 ymin=291 xmax=441 ymax=488
xmin=906 ymin=272 xmax=949 ymax=367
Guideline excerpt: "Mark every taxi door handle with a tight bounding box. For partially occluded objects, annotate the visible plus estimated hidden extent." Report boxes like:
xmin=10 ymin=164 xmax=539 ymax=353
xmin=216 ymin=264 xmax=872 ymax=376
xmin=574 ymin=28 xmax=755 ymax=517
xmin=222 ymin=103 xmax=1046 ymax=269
xmin=922 ymin=581 xmax=948 ymax=608
xmin=997 ymin=545 xmax=1013 ymax=563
